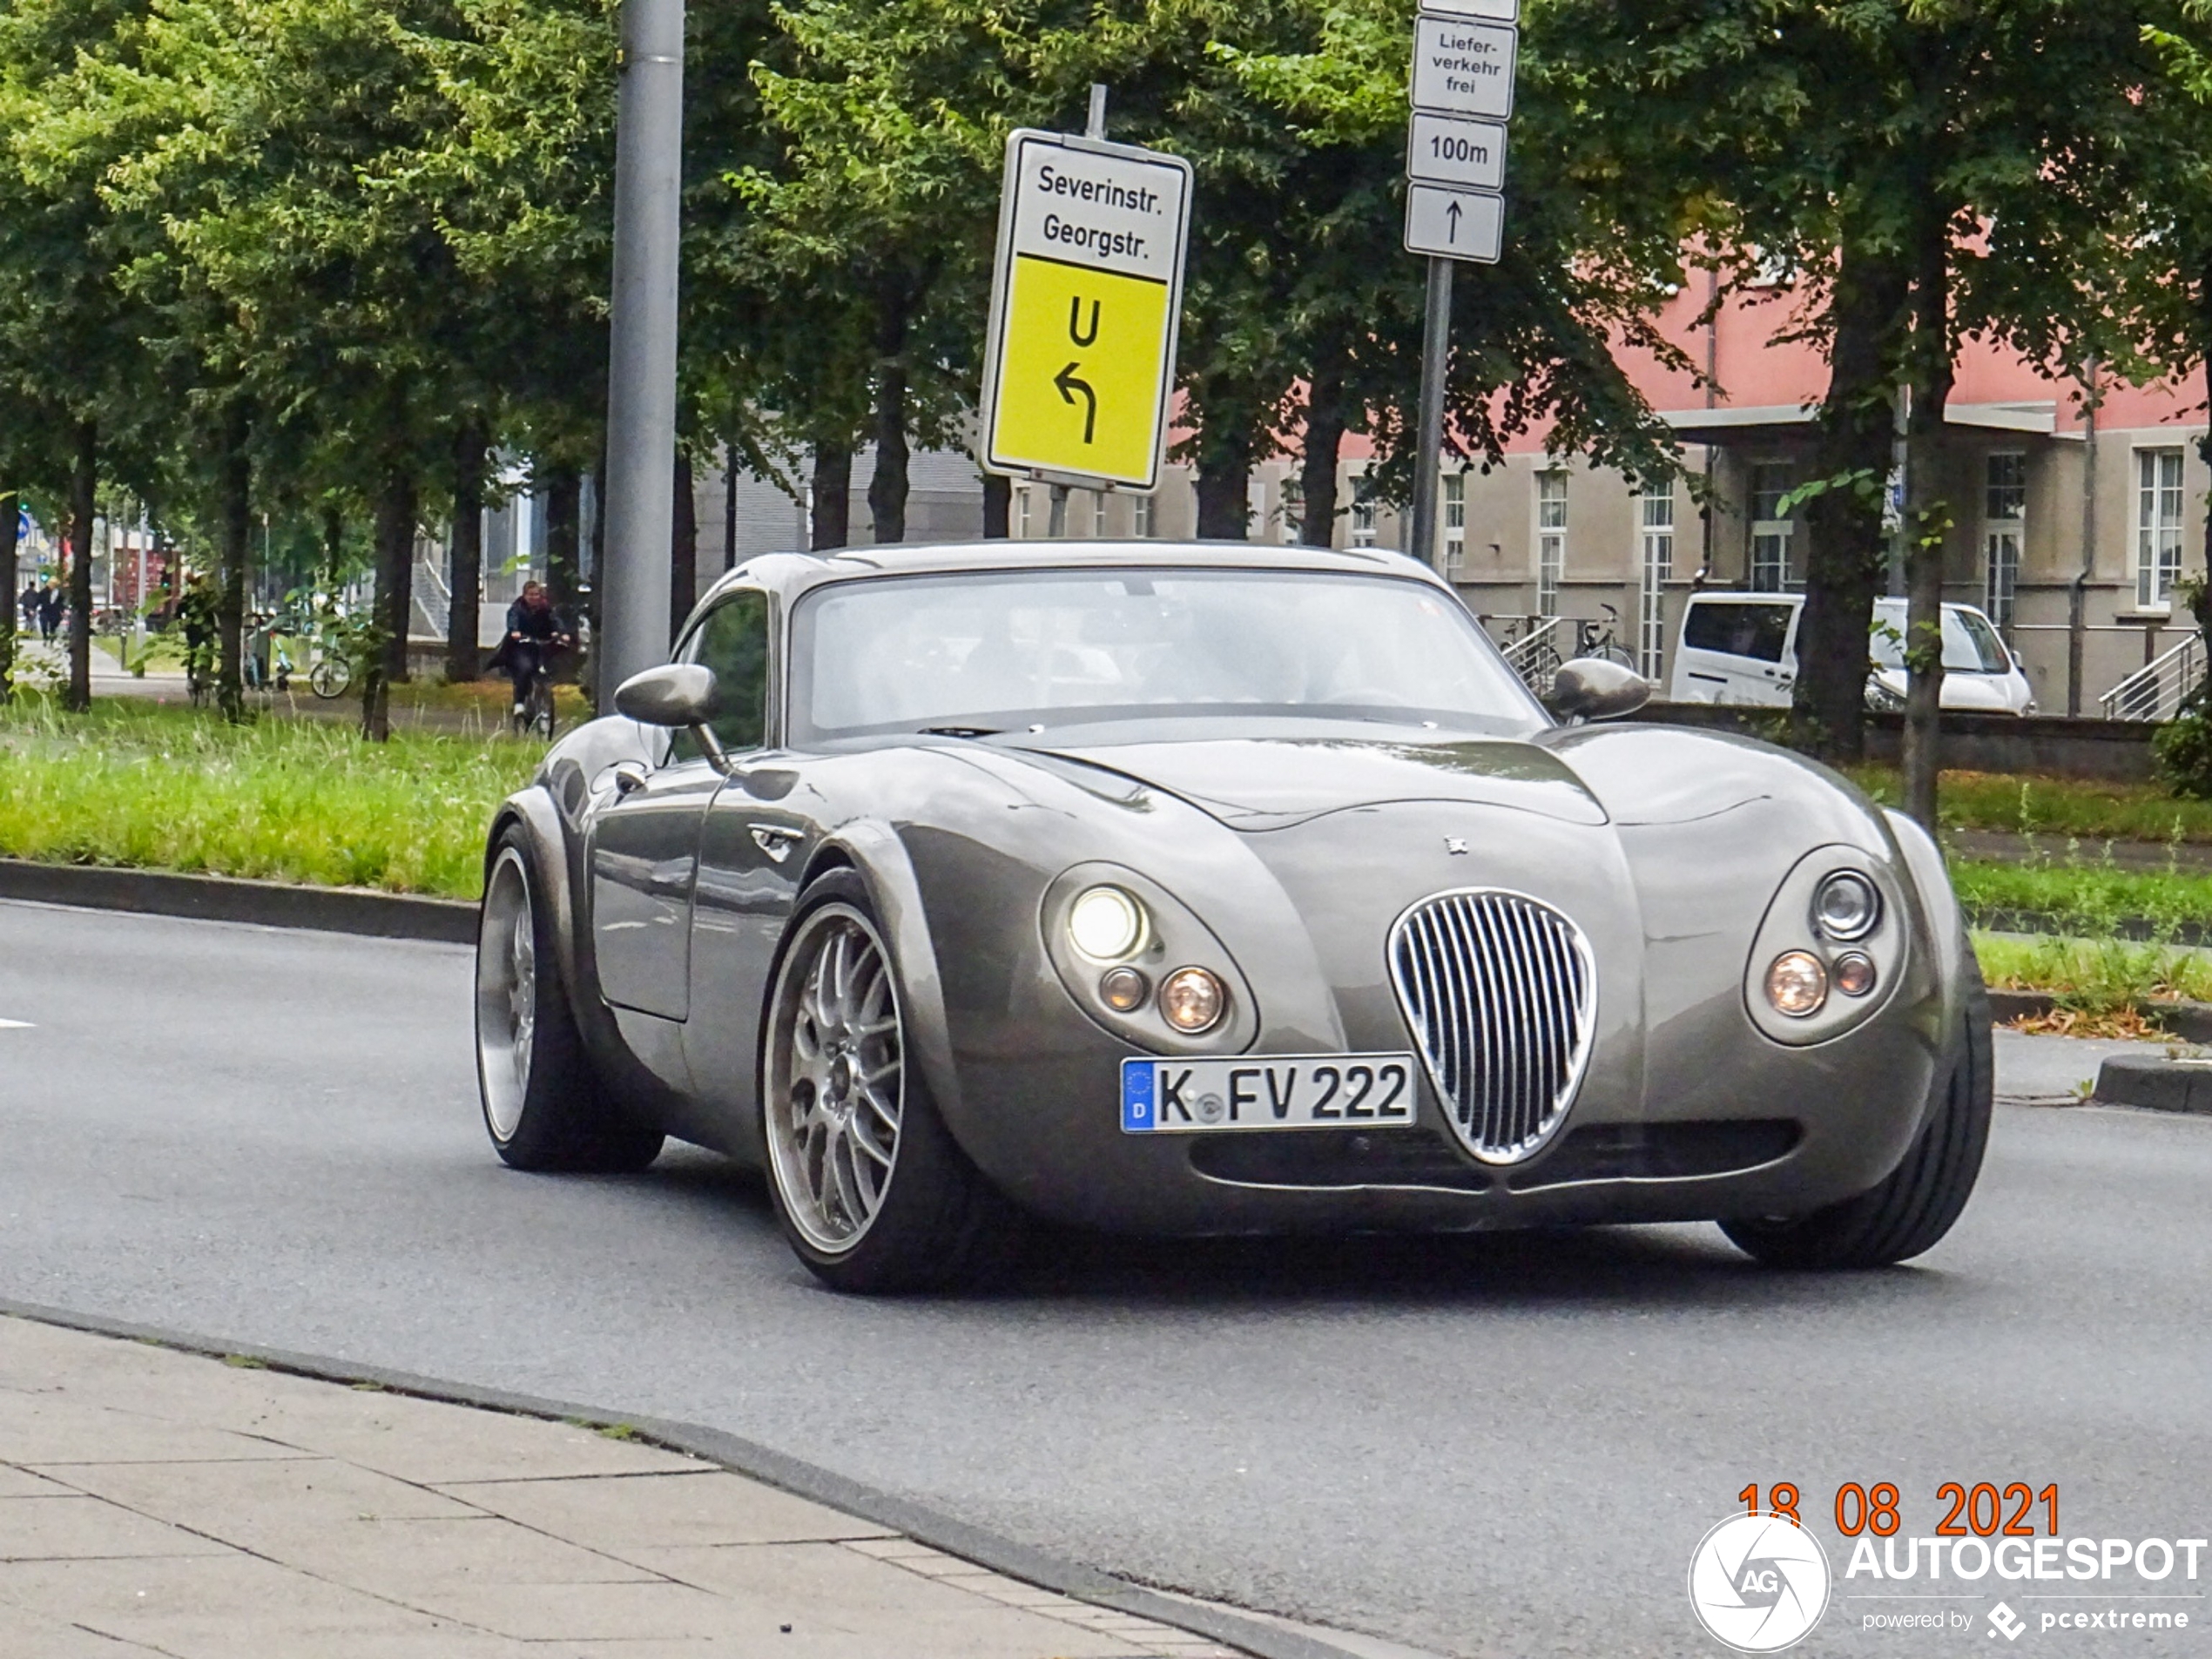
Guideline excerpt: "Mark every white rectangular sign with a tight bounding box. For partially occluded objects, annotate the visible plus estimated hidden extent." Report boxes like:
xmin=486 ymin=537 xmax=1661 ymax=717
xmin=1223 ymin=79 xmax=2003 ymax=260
xmin=1410 ymin=17 xmax=1519 ymax=121
xmin=1406 ymin=112 xmax=1507 ymax=192
xmin=1404 ymin=184 xmax=1504 ymax=264
xmin=1420 ymin=0 xmax=1519 ymax=17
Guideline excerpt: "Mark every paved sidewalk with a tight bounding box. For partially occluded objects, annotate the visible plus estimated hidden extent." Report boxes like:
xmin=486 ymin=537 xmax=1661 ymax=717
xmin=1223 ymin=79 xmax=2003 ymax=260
xmin=0 ymin=1316 xmax=1242 ymax=1658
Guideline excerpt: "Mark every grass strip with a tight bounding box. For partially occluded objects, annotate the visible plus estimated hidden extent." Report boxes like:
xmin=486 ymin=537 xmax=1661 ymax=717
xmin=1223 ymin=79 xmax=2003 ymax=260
xmin=0 ymin=696 xmax=534 ymax=899
xmin=1846 ymin=765 xmax=2212 ymax=846
xmin=1974 ymin=930 xmax=2212 ymax=1011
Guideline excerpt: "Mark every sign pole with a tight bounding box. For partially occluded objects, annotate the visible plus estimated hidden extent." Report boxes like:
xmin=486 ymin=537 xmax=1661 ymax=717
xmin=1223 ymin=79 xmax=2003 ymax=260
xmin=599 ymin=0 xmax=685 ymax=700
xmin=1408 ymin=257 xmax=1453 ymax=570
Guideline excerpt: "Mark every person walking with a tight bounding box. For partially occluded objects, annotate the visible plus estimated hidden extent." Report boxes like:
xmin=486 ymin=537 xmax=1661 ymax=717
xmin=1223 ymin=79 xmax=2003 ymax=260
xmin=37 ymin=580 xmax=62 ymax=643
xmin=16 ymin=581 xmax=35 ymax=635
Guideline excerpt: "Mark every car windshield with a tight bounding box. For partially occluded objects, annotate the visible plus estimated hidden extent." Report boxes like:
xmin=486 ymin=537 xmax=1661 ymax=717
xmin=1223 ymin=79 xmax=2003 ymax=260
xmin=1870 ymin=604 xmax=2013 ymax=674
xmin=789 ymin=568 xmax=1545 ymax=742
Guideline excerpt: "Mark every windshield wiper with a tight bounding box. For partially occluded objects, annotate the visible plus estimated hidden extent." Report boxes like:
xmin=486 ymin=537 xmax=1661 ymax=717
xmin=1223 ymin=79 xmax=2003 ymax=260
xmin=918 ymin=725 xmax=1001 ymax=738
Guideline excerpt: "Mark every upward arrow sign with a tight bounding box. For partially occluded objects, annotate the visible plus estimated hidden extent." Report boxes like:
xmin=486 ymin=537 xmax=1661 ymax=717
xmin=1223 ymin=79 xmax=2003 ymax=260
xmin=1446 ymin=199 xmax=1463 ymax=241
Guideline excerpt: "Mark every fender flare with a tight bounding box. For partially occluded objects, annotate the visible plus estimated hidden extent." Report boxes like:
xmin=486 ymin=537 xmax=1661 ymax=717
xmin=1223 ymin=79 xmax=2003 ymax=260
xmin=1884 ymin=806 xmax=1972 ymax=1060
xmin=799 ymin=821 xmax=966 ymax=1131
xmin=487 ymin=786 xmax=671 ymax=1117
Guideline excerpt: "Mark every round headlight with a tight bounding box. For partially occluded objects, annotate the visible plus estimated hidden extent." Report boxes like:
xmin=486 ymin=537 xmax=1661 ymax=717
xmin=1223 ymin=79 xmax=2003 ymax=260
xmin=1765 ymin=951 xmax=1829 ymax=1018
xmin=1833 ymin=952 xmax=1878 ymax=998
xmin=1099 ymin=966 xmax=1149 ymax=1012
xmin=1159 ymin=966 xmax=1226 ymax=1033
xmin=1069 ymin=886 xmax=1146 ymax=961
xmin=1812 ymin=871 xmax=1881 ymax=941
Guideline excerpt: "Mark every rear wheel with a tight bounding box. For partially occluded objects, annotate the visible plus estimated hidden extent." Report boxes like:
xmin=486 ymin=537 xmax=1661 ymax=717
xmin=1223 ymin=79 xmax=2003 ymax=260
xmin=475 ymin=831 xmax=664 ymax=1173
xmin=760 ymin=869 xmax=1018 ymax=1292
xmin=1723 ymin=954 xmax=1993 ymax=1269
xmin=310 ymin=657 xmax=349 ymax=699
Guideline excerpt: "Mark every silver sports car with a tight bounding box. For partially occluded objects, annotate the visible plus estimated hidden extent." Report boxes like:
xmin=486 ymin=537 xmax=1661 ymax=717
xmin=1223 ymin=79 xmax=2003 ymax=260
xmin=475 ymin=541 xmax=1991 ymax=1292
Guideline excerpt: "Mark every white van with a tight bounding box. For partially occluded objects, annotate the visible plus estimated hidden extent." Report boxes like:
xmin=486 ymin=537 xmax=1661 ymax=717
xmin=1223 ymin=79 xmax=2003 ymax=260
xmin=1668 ymin=592 xmax=2034 ymax=715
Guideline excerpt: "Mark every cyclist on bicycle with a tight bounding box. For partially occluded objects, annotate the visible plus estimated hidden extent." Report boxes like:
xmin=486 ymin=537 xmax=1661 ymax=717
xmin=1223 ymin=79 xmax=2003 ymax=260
xmin=496 ymin=582 xmax=571 ymax=717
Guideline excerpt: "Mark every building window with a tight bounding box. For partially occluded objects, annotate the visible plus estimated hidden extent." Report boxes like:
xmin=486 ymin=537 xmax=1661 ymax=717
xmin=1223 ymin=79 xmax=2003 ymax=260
xmin=1443 ymin=475 xmax=1467 ymax=572
xmin=1351 ymin=497 xmax=1377 ymax=549
xmin=1536 ymin=470 xmax=1567 ymax=617
xmin=1281 ymin=478 xmax=1305 ymax=546
xmin=1017 ymin=488 xmax=1033 ymax=540
xmin=1749 ymin=461 xmax=1796 ymax=592
xmin=1132 ymin=494 xmax=1153 ymax=538
xmin=2137 ymin=448 xmax=2185 ymax=610
xmin=1638 ymin=489 xmax=1676 ymax=681
xmin=1091 ymin=491 xmax=1109 ymax=538
xmin=1986 ymin=452 xmax=2027 ymax=523
xmin=1985 ymin=453 xmax=2025 ymax=637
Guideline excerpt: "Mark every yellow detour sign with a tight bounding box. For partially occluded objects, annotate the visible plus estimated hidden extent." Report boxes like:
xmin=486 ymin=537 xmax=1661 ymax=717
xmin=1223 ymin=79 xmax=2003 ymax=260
xmin=981 ymin=130 xmax=1192 ymax=493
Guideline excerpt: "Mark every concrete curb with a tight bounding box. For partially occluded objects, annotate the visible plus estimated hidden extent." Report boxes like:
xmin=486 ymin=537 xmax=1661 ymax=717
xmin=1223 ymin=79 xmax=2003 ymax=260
xmin=0 ymin=860 xmax=475 ymax=944
xmin=2092 ymin=1055 xmax=2212 ymax=1116
xmin=1989 ymin=988 xmax=2212 ymax=1042
xmin=0 ymin=1296 xmax=1374 ymax=1659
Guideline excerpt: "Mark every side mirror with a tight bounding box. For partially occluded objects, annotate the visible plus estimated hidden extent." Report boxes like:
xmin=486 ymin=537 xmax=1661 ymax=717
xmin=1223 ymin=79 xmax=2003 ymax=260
xmin=1550 ymin=658 xmax=1652 ymax=723
xmin=614 ymin=663 xmax=718 ymax=727
xmin=613 ymin=663 xmax=731 ymax=771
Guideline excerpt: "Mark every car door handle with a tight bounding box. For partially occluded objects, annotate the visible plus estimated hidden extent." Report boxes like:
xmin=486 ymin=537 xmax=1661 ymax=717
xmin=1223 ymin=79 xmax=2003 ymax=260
xmin=612 ymin=761 xmax=650 ymax=797
xmin=750 ymin=825 xmax=801 ymax=863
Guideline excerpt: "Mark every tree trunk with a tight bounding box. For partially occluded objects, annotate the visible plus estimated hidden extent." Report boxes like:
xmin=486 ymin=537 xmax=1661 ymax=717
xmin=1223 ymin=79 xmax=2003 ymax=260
xmin=1794 ymin=246 xmax=1909 ymax=762
xmin=670 ymin=445 xmax=697 ymax=645
xmin=1298 ymin=367 xmax=1347 ymax=549
xmin=867 ymin=287 xmax=911 ymax=545
xmin=447 ymin=418 xmax=488 ymax=683
xmin=588 ymin=442 xmax=607 ymax=710
xmin=1194 ymin=448 xmax=1251 ymax=540
xmin=981 ymin=473 xmax=1011 ymax=539
xmin=545 ymin=465 xmax=582 ymax=634
xmin=722 ymin=444 xmax=739 ymax=570
xmin=64 ymin=421 xmax=96 ymax=713
xmin=1900 ymin=212 xmax=1957 ymax=832
xmin=545 ymin=464 xmax=582 ymax=616
xmin=0 ymin=489 xmax=18 ymax=700
xmin=215 ymin=406 xmax=252 ymax=723
xmin=366 ymin=466 xmax=416 ymax=741
xmin=1192 ymin=381 xmax=1254 ymax=540
xmin=811 ymin=443 xmax=852 ymax=550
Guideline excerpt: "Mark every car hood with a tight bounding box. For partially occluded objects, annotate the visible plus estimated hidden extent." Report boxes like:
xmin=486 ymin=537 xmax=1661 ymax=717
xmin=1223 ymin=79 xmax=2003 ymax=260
xmin=1871 ymin=668 xmax=2026 ymax=712
xmin=1026 ymin=734 xmax=1608 ymax=831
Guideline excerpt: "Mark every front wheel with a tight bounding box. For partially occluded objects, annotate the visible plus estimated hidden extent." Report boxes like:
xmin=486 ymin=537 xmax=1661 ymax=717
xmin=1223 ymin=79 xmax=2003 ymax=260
xmin=760 ymin=869 xmax=1019 ymax=1292
xmin=1723 ymin=954 xmax=1993 ymax=1269
xmin=475 ymin=832 xmax=664 ymax=1173
xmin=310 ymin=658 xmax=350 ymax=699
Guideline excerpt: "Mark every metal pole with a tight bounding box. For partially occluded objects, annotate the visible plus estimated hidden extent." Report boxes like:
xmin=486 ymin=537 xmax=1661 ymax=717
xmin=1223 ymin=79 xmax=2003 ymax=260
xmin=599 ymin=0 xmax=685 ymax=698
xmin=1408 ymin=257 xmax=1453 ymax=571
xmin=2068 ymin=356 xmax=2100 ymax=718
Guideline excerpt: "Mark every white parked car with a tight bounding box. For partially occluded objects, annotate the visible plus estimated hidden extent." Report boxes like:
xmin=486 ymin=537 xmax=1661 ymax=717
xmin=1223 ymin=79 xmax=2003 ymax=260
xmin=1669 ymin=592 xmax=2034 ymax=716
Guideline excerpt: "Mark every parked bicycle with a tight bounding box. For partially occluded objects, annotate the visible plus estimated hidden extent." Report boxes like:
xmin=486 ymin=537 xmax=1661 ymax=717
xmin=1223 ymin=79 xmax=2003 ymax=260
xmin=1568 ymin=604 xmax=1637 ymax=670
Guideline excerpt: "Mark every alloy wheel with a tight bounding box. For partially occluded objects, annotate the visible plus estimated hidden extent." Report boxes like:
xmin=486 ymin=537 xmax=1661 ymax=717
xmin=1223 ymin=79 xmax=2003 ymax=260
xmin=475 ymin=847 xmax=536 ymax=1142
xmin=765 ymin=904 xmax=905 ymax=1254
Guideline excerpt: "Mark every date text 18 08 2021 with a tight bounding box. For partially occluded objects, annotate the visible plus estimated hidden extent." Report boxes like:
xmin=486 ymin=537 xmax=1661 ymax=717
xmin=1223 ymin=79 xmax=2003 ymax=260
xmin=1739 ymin=1481 xmax=2060 ymax=1537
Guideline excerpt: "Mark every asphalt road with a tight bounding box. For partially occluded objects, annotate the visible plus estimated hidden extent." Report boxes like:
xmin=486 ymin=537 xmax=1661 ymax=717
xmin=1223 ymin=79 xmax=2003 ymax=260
xmin=3 ymin=900 xmax=2209 ymax=1659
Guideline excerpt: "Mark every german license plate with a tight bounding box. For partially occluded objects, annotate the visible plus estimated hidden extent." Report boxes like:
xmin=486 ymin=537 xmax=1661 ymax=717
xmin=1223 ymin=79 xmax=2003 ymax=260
xmin=1120 ymin=1054 xmax=1418 ymax=1134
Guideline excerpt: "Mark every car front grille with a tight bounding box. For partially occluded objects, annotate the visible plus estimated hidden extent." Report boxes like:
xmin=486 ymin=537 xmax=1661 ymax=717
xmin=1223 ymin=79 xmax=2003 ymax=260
xmin=1387 ymin=890 xmax=1596 ymax=1164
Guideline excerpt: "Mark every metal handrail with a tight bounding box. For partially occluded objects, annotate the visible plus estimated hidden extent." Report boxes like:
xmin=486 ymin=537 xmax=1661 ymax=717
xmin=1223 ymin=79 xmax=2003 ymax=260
xmin=2099 ymin=632 xmax=2205 ymax=723
xmin=1498 ymin=616 xmax=1565 ymax=671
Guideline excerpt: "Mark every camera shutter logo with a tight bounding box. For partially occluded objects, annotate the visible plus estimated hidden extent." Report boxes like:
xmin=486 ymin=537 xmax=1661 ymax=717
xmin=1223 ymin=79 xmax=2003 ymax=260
xmin=1687 ymin=1514 xmax=1831 ymax=1653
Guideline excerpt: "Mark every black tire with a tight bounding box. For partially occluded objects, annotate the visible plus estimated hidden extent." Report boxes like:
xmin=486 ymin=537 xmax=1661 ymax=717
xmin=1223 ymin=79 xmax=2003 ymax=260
xmin=759 ymin=868 xmax=1021 ymax=1293
xmin=1723 ymin=954 xmax=1993 ymax=1269
xmin=475 ymin=828 xmax=664 ymax=1174
xmin=310 ymin=658 xmax=349 ymax=699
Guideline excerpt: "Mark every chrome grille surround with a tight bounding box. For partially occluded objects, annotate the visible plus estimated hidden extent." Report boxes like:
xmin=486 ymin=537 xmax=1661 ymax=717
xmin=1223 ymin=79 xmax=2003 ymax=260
xmin=1386 ymin=889 xmax=1597 ymax=1165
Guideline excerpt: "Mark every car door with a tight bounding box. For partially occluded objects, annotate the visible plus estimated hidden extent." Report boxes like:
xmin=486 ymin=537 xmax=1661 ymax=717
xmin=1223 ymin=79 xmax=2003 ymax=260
xmin=586 ymin=593 xmax=769 ymax=1021
xmin=678 ymin=589 xmax=814 ymax=1150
